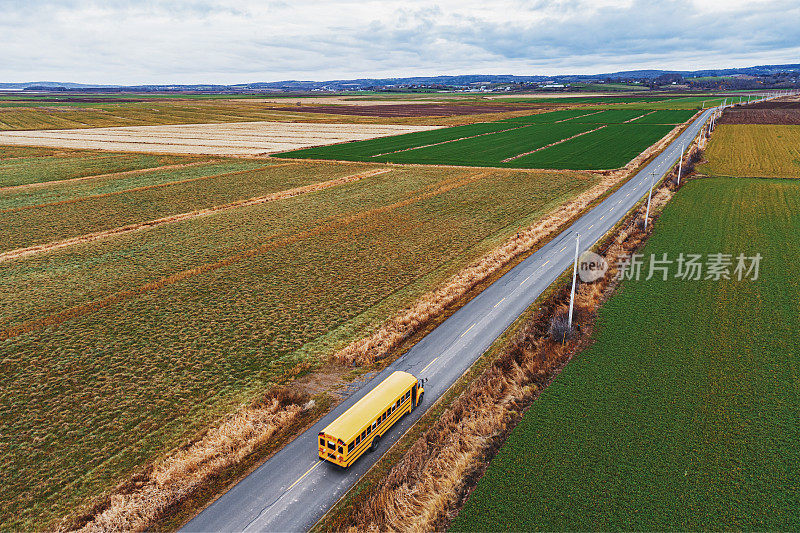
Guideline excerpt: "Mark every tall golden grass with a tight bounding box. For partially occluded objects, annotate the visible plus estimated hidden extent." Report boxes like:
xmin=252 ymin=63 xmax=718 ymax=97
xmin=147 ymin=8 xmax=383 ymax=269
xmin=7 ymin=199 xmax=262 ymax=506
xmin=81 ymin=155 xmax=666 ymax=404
xmin=65 ymin=389 xmax=309 ymax=533
xmin=330 ymin=143 xmax=698 ymax=532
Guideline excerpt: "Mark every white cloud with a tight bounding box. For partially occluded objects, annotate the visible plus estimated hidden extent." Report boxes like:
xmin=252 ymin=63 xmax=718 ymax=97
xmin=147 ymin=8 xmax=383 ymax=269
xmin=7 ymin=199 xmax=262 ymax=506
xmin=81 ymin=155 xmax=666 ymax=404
xmin=0 ymin=0 xmax=798 ymax=84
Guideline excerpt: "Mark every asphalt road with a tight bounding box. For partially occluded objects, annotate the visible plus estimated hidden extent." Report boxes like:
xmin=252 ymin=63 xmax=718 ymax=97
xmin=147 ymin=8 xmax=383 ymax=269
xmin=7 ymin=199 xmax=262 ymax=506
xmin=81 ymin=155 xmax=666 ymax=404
xmin=183 ymin=107 xmax=714 ymax=533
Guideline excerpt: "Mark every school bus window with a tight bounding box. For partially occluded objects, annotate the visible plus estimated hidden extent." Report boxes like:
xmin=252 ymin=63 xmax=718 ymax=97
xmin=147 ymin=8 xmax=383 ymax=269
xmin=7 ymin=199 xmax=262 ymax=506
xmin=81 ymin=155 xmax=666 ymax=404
xmin=366 ymin=426 xmax=371 ymax=436
xmin=396 ymin=399 xmax=401 ymax=407
xmin=338 ymin=446 xmax=343 ymax=454
xmin=361 ymin=430 xmax=366 ymax=440
xmin=327 ymin=441 xmax=335 ymax=450
xmin=348 ymin=442 xmax=354 ymax=452
xmin=319 ymin=437 xmax=325 ymax=446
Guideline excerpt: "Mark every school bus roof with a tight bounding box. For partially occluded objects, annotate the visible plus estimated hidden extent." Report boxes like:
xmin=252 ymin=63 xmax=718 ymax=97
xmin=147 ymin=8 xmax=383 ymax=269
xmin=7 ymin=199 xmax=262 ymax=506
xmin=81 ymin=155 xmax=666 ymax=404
xmin=321 ymin=371 xmax=417 ymax=442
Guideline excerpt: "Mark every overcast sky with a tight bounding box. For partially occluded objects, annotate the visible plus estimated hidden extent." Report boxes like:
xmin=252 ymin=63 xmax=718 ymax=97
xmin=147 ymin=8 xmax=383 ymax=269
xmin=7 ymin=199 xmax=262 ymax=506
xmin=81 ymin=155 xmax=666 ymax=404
xmin=2 ymin=0 xmax=799 ymax=84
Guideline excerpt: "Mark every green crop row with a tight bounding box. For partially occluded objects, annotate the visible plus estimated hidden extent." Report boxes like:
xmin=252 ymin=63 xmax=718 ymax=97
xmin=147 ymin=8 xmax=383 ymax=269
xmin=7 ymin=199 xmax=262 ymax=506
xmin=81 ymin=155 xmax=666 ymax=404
xmin=633 ymin=109 xmax=698 ymax=124
xmin=273 ymin=122 xmax=517 ymax=161
xmin=508 ymin=123 xmax=674 ymax=169
xmin=452 ymin=177 xmax=800 ymax=531
xmin=374 ymin=122 xmax=597 ymax=166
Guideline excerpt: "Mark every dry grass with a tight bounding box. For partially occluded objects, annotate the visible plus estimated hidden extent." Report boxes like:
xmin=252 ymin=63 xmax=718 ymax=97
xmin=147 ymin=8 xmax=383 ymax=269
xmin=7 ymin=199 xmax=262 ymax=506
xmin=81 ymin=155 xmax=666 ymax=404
xmin=330 ymin=117 xmax=689 ymax=367
xmin=331 ymin=117 xmax=693 ymax=368
xmin=0 ymin=168 xmax=391 ymax=263
xmin=328 ymin=143 xmax=698 ymax=533
xmin=331 ymin=172 xmax=614 ymax=366
xmin=64 ymin=389 xmax=309 ymax=533
xmin=699 ymin=124 xmax=800 ymax=178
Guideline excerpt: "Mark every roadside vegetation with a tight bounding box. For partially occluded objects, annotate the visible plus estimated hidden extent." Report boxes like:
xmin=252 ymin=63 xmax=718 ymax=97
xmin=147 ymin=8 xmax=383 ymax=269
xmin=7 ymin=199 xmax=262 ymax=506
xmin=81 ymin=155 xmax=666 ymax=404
xmin=452 ymin=177 xmax=800 ymax=530
xmin=0 ymin=158 xmax=598 ymax=529
xmin=0 ymin=91 xmax=708 ymax=529
xmin=318 ymin=141 xmax=698 ymax=532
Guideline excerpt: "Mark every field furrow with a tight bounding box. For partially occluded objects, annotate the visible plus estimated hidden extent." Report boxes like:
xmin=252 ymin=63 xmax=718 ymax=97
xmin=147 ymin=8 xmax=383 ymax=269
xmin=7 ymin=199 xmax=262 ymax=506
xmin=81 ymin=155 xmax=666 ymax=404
xmin=0 ymin=163 xmax=598 ymax=529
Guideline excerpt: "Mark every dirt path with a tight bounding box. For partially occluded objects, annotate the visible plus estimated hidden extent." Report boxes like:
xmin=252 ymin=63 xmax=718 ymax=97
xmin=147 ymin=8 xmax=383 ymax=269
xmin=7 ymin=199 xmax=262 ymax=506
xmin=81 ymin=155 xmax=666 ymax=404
xmin=624 ymin=110 xmax=657 ymax=123
xmin=0 ymin=163 xmax=303 ymax=213
xmin=369 ymin=125 xmax=529 ymax=158
xmin=0 ymin=168 xmax=392 ymax=264
xmin=501 ymin=125 xmax=607 ymax=163
xmin=554 ymin=110 xmax=604 ymax=123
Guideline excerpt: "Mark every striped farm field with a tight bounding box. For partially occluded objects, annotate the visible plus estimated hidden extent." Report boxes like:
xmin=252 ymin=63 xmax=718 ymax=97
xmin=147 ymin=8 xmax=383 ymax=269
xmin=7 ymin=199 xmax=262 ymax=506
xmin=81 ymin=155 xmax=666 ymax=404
xmin=495 ymin=109 xmax=597 ymax=124
xmin=372 ymin=122 xmax=598 ymax=166
xmin=564 ymin=109 xmax=654 ymax=123
xmin=0 ymin=157 xmax=379 ymax=252
xmin=277 ymin=108 xmax=689 ymax=170
xmin=508 ymin=123 xmax=674 ymax=169
xmin=632 ymin=109 xmax=698 ymax=124
xmin=452 ymin=177 xmax=800 ymax=531
xmin=0 ymin=161 xmax=600 ymax=529
xmin=273 ymin=121 xmax=516 ymax=161
xmin=0 ymin=145 xmax=206 ymax=187
xmin=700 ymin=124 xmax=800 ymax=178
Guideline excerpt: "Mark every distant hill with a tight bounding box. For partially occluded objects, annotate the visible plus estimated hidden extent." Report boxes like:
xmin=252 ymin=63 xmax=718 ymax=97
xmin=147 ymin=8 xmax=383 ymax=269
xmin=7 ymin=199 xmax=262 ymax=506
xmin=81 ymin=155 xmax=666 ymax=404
xmin=2 ymin=64 xmax=798 ymax=92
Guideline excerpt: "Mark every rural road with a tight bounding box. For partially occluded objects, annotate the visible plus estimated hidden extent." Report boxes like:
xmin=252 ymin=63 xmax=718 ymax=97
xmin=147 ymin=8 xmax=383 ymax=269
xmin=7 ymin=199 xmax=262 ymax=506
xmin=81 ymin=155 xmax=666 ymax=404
xmin=183 ymin=107 xmax=714 ymax=533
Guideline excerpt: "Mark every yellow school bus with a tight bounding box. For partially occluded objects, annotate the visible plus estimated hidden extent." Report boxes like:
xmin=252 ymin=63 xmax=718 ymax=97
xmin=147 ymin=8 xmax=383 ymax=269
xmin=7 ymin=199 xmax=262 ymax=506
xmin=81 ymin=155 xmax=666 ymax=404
xmin=318 ymin=371 xmax=425 ymax=467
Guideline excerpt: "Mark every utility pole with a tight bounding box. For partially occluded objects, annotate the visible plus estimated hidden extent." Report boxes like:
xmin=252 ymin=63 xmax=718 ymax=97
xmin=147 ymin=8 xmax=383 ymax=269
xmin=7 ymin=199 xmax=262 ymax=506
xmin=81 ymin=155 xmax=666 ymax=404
xmin=567 ymin=232 xmax=580 ymax=333
xmin=644 ymin=171 xmax=654 ymax=230
xmin=677 ymin=142 xmax=685 ymax=186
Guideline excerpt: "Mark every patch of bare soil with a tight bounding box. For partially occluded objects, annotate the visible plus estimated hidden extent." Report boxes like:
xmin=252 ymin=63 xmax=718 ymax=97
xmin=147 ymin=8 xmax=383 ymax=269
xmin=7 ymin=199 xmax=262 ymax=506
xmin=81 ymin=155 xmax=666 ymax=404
xmin=718 ymin=98 xmax=800 ymax=124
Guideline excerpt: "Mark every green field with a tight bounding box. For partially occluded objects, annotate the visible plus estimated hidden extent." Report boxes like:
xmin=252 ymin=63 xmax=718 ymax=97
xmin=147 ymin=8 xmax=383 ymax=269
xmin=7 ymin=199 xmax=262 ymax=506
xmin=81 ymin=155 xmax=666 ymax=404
xmin=451 ymin=177 xmax=800 ymax=531
xmin=507 ymin=123 xmax=674 ymax=170
xmin=489 ymin=95 xmax=671 ymax=105
xmin=0 ymin=156 xmax=600 ymax=529
xmin=276 ymin=110 xmax=683 ymax=170
xmin=273 ymin=121 xmax=515 ymax=161
xmin=372 ymin=122 xmax=597 ymax=166
xmin=700 ymin=124 xmax=800 ymax=178
xmin=633 ymin=109 xmax=698 ymax=124
xmin=500 ymin=108 xmax=648 ymax=124
xmin=620 ymin=96 xmax=727 ymax=110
